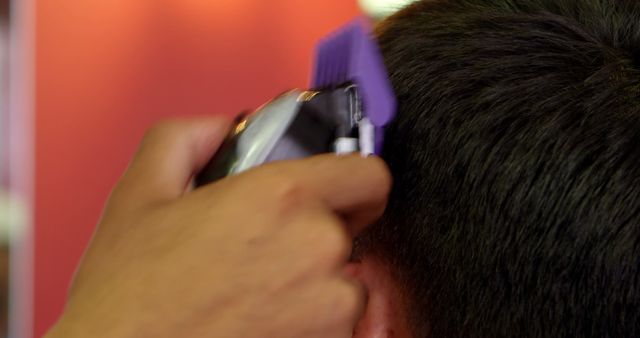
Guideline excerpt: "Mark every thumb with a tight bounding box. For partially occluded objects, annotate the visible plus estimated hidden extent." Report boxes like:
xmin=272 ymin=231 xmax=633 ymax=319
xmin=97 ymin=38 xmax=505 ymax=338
xmin=111 ymin=117 xmax=232 ymax=211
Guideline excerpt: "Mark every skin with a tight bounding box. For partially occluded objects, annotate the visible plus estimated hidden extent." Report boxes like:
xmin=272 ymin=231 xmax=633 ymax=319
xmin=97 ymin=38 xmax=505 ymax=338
xmin=45 ymin=117 xmax=392 ymax=338
xmin=349 ymin=256 xmax=415 ymax=338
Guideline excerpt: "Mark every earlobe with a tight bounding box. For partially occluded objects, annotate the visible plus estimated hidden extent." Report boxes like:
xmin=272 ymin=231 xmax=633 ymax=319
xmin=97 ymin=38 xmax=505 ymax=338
xmin=347 ymin=257 xmax=413 ymax=338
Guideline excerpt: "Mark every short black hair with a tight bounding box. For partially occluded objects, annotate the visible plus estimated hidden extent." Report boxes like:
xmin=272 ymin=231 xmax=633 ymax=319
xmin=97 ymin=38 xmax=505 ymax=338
xmin=358 ymin=0 xmax=640 ymax=337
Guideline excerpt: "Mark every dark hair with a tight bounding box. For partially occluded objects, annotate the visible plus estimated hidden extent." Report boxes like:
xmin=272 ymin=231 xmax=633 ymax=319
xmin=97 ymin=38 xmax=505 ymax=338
xmin=357 ymin=0 xmax=640 ymax=337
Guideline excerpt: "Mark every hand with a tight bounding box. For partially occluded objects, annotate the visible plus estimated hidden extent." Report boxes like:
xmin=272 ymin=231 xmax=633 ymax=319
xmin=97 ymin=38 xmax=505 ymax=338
xmin=46 ymin=117 xmax=391 ymax=338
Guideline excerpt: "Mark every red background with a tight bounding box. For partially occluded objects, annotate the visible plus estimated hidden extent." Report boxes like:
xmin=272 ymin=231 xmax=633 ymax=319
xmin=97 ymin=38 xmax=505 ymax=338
xmin=35 ymin=1 xmax=361 ymax=336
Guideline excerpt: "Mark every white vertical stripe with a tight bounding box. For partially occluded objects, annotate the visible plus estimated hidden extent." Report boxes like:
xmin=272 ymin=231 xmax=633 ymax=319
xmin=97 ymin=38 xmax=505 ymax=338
xmin=8 ymin=0 xmax=35 ymax=335
xmin=358 ymin=118 xmax=375 ymax=156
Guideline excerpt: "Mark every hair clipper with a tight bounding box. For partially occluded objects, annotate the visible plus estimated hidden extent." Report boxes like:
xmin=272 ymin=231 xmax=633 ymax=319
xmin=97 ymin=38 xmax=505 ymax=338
xmin=196 ymin=19 xmax=396 ymax=186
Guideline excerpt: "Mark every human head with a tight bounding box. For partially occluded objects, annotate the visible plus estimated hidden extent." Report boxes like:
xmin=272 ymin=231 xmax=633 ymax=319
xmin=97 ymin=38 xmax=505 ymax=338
xmin=352 ymin=0 xmax=640 ymax=337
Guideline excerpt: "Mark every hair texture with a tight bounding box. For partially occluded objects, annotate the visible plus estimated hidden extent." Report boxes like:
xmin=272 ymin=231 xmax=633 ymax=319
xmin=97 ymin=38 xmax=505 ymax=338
xmin=357 ymin=0 xmax=640 ymax=337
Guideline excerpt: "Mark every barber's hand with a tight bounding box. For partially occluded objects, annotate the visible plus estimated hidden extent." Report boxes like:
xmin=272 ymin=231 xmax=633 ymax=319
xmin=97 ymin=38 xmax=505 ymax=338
xmin=46 ymin=117 xmax=391 ymax=338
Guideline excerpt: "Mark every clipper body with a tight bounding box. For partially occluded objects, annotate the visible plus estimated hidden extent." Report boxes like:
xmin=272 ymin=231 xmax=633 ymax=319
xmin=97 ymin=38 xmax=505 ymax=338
xmin=195 ymin=85 xmax=366 ymax=185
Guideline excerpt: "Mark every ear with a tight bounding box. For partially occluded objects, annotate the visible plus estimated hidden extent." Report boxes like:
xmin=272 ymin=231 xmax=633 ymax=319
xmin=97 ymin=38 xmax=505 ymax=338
xmin=346 ymin=256 xmax=414 ymax=338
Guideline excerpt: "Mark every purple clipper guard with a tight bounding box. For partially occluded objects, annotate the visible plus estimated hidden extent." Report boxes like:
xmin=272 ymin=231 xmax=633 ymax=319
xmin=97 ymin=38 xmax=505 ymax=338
xmin=311 ymin=18 xmax=397 ymax=154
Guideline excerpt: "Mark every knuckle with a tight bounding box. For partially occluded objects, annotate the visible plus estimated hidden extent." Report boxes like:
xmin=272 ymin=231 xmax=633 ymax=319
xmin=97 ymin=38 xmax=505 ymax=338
xmin=231 ymin=166 xmax=313 ymax=222
xmin=257 ymin=170 xmax=310 ymax=215
xmin=273 ymin=181 xmax=308 ymax=216
xmin=274 ymin=176 xmax=306 ymax=200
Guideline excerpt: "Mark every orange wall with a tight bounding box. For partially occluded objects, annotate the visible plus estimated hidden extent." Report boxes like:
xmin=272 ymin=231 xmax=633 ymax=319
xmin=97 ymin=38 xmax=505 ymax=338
xmin=35 ymin=1 xmax=361 ymax=336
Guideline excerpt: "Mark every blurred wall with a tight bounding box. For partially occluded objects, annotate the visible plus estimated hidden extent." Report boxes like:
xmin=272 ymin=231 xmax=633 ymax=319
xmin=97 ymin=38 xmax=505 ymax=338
xmin=35 ymin=1 xmax=361 ymax=336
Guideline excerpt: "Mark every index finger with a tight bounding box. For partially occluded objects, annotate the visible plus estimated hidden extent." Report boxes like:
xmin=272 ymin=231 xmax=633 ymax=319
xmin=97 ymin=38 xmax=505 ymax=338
xmin=241 ymin=154 xmax=393 ymax=236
